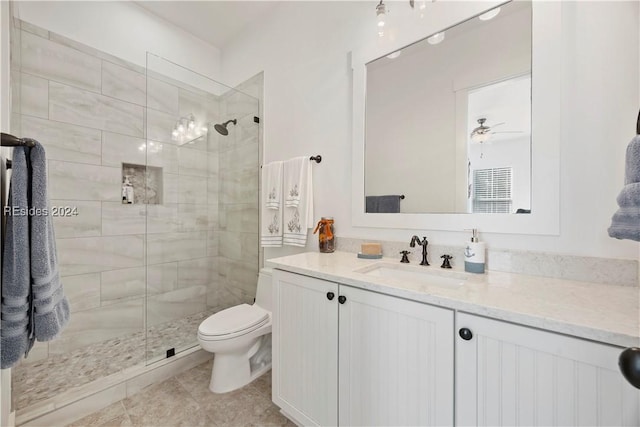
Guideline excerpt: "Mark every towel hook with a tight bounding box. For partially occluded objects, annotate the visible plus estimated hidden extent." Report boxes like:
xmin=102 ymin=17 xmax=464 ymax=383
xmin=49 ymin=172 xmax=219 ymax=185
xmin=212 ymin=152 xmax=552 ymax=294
xmin=636 ymin=109 xmax=639 ymax=135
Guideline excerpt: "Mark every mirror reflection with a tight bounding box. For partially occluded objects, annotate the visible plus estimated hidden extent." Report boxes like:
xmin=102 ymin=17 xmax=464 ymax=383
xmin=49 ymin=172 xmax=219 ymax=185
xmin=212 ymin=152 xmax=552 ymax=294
xmin=364 ymin=1 xmax=532 ymax=214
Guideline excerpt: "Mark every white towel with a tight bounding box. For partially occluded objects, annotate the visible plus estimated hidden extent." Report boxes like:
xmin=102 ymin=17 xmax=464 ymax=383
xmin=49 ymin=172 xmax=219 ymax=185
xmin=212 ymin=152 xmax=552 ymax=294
xmin=283 ymin=157 xmax=313 ymax=247
xmin=261 ymin=161 xmax=283 ymax=247
xmin=284 ymin=156 xmax=307 ymax=208
xmin=264 ymin=161 xmax=283 ymax=210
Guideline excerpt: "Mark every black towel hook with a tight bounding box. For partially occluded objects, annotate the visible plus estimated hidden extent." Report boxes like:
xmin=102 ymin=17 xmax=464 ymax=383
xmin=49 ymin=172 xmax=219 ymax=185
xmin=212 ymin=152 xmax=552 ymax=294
xmin=636 ymin=108 xmax=639 ymax=135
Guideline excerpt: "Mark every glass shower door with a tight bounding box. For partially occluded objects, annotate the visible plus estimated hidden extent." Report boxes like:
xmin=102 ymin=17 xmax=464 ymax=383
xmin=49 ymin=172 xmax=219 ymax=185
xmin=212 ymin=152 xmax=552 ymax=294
xmin=144 ymin=53 xmax=260 ymax=364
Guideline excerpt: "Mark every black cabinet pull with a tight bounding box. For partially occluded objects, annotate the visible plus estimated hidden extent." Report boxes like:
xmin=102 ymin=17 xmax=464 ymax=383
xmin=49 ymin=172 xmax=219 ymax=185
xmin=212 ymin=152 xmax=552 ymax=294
xmin=326 ymin=292 xmax=335 ymax=301
xmin=459 ymin=328 xmax=473 ymax=341
xmin=338 ymin=295 xmax=347 ymax=304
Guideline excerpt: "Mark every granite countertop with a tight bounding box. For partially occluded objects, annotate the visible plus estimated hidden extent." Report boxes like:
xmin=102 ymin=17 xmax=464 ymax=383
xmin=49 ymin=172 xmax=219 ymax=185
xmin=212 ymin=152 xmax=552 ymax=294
xmin=266 ymin=251 xmax=640 ymax=348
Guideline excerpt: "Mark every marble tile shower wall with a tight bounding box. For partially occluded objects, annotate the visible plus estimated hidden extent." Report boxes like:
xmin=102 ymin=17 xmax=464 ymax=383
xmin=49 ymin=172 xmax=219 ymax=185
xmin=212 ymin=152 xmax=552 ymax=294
xmin=11 ymin=21 xmax=223 ymax=365
xmin=211 ymin=75 xmax=261 ymax=310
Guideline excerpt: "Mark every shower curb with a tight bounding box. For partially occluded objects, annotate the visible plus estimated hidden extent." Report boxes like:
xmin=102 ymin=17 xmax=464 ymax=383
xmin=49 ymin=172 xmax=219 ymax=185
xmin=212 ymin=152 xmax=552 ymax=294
xmin=16 ymin=348 xmax=210 ymax=427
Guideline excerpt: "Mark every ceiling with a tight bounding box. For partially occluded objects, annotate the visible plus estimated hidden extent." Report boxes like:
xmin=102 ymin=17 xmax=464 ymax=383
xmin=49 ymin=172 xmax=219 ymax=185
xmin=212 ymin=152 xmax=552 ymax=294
xmin=134 ymin=1 xmax=281 ymax=48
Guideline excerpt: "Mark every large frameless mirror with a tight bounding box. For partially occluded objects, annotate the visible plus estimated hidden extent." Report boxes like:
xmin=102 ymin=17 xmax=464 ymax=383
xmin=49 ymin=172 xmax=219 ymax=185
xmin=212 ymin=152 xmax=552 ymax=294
xmin=364 ymin=0 xmax=531 ymax=214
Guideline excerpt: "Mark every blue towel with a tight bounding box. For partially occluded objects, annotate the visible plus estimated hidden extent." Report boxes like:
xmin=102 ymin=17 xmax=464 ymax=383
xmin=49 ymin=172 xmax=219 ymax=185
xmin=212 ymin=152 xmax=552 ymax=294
xmin=1 ymin=146 xmax=32 ymax=368
xmin=608 ymin=136 xmax=640 ymax=242
xmin=366 ymin=195 xmax=401 ymax=213
xmin=29 ymin=142 xmax=69 ymax=341
xmin=1 ymin=142 xmax=69 ymax=369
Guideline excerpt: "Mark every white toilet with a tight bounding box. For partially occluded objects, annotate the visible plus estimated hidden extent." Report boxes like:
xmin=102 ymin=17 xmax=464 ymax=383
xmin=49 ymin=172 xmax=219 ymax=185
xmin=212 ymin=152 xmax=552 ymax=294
xmin=197 ymin=268 xmax=273 ymax=394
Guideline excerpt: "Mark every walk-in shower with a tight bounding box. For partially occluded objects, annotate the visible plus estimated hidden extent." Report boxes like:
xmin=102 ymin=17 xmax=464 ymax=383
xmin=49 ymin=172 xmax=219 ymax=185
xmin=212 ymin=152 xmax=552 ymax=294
xmin=9 ymin=18 xmax=261 ymax=416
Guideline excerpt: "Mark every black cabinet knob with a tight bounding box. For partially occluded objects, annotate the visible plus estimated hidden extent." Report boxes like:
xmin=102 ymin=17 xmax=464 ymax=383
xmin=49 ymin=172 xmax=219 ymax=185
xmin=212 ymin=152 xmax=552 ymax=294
xmin=338 ymin=295 xmax=347 ymax=304
xmin=326 ymin=292 xmax=335 ymax=301
xmin=619 ymin=347 xmax=640 ymax=389
xmin=459 ymin=328 xmax=473 ymax=341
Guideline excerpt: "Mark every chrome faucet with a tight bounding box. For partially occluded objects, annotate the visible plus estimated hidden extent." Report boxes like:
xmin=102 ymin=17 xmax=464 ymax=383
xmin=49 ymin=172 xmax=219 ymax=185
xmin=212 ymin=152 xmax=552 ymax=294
xmin=409 ymin=236 xmax=429 ymax=266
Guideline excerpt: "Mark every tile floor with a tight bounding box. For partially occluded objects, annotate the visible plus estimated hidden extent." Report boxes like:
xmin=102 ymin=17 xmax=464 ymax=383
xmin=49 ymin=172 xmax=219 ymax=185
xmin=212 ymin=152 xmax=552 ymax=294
xmin=68 ymin=360 xmax=294 ymax=427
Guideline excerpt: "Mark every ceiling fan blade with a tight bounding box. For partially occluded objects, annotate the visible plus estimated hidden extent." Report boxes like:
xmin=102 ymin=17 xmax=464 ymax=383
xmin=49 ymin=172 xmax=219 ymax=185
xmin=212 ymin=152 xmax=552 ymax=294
xmin=492 ymin=130 xmax=524 ymax=134
xmin=489 ymin=122 xmax=506 ymax=128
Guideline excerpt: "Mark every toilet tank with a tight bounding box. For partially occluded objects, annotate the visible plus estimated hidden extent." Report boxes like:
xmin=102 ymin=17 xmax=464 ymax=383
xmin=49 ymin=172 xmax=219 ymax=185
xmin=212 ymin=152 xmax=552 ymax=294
xmin=255 ymin=268 xmax=273 ymax=312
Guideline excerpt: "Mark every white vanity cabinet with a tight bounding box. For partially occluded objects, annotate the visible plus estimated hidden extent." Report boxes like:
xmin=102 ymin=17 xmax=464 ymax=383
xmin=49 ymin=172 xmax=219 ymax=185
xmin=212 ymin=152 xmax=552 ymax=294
xmin=272 ymin=270 xmax=339 ymax=426
xmin=272 ymin=270 xmax=455 ymax=427
xmin=456 ymin=313 xmax=640 ymax=426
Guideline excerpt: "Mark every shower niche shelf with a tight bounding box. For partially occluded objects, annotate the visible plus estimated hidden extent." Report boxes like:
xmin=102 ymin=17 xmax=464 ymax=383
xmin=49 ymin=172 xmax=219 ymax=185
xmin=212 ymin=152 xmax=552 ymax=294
xmin=122 ymin=163 xmax=163 ymax=205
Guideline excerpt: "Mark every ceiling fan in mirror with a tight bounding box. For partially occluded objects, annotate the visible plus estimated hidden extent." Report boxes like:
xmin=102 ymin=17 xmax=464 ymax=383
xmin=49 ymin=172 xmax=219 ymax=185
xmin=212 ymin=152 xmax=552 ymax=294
xmin=470 ymin=118 xmax=524 ymax=158
xmin=470 ymin=118 xmax=523 ymax=143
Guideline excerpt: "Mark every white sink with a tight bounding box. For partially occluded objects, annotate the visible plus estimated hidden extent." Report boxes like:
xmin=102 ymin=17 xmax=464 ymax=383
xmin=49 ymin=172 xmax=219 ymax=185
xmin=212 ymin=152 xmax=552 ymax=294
xmin=354 ymin=262 xmax=467 ymax=289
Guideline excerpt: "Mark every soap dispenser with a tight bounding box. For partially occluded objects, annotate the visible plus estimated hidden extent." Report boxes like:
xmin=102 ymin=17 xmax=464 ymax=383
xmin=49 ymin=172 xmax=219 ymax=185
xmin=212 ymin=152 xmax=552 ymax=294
xmin=464 ymin=229 xmax=485 ymax=274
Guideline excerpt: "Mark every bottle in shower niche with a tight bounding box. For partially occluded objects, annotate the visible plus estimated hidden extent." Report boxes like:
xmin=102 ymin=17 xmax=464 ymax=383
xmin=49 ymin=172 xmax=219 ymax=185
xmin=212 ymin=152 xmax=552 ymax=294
xmin=122 ymin=175 xmax=134 ymax=204
xmin=314 ymin=217 xmax=335 ymax=253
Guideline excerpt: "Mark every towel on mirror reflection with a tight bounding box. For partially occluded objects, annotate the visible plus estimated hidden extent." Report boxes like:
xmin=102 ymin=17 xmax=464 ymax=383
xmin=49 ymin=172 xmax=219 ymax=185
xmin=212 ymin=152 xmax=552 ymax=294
xmin=365 ymin=195 xmax=401 ymax=213
xmin=1 ymin=146 xmax=33 ymax=369
xmin=608 ymin=136 xmax=640 ymax=242
xmin=29 ymin=142 xmax=70 ymax=342
xmin=264 ymin=161 xmax=283 ymax=210
xmin=283 ymin=156 xmax=307 ymax=208
xmin=261 ymin=161 xmax=283 ymax=247
xmin=283 ymin=157 xmax=313 ymax=247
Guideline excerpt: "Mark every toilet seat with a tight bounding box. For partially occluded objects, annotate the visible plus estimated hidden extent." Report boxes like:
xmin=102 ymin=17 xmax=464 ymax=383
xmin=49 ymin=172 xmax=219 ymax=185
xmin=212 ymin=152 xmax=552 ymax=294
xmin=198 ymin=304 xmax=270 ymax=341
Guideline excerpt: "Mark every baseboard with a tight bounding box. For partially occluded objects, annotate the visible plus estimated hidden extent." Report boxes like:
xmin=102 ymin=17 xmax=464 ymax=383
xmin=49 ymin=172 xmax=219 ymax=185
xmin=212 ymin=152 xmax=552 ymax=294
xmin=16 ymin=348 xmax=210 ymax=427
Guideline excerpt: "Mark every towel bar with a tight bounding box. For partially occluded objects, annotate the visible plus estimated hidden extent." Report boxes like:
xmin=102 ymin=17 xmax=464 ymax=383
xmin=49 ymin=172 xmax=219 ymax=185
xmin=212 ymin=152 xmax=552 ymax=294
xmin=1 ymin=133 xmax=36 ymax=147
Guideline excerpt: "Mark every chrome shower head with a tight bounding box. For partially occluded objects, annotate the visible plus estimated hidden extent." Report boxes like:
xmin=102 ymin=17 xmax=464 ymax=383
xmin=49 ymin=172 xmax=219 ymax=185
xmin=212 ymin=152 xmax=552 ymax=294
xmin=214 ymin=119 xmax=237 ymax=136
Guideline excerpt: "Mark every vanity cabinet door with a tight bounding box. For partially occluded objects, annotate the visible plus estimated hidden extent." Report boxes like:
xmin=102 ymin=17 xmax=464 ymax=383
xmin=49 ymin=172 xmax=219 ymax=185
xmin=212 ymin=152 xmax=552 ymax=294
xmin=272 ymin=270 xmax=339 ymax=427
xmin=456 ymin=313 xmax=640 ymax=426
xmin=338 ymin=285 xmax=455 ymax=426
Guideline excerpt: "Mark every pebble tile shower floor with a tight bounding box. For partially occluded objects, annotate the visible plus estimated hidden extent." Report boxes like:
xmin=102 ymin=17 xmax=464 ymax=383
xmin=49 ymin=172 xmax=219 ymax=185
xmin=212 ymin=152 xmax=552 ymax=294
xmin=13 ymin=311 xmax=211 ymax=410
xmin=68 ymin=360 xmax=292 ymax=427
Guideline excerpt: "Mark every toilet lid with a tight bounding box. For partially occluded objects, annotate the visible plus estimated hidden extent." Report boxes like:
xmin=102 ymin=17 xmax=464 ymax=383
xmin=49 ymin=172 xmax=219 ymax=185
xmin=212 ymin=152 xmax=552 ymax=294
xmin=198 ymin=304 xmax=269 ymax=338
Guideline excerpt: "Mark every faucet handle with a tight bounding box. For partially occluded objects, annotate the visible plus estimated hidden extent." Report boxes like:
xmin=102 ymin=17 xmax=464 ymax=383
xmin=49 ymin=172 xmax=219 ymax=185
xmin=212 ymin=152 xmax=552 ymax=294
xmin=440 ymin=254 xmax=453 ymax=269
xmin=399 ymin=250 xmax=410 ymax=263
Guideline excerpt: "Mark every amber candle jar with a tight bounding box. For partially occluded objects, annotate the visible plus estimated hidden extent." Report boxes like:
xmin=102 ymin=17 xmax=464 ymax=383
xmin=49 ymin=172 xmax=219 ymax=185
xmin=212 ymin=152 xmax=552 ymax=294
xmin=314 ymin=217 xmax=335 ymax=253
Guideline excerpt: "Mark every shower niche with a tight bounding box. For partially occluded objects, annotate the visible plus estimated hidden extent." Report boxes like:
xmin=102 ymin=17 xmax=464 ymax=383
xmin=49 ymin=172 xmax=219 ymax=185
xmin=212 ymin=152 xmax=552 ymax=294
xmin=122 ymin=163 xmax=163 ymax=204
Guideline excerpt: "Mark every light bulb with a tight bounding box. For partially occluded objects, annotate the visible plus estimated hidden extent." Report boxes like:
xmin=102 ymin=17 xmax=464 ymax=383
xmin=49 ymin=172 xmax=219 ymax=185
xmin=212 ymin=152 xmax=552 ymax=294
xmin=471 ymin=132 xmax=490 ymax=143
xmin=201 ymin=126 xmax=208 ymax=134
xmin=177 ymin=123 xmax=185 ymax=133
xmin=427 ymin=32 xmax=445 ymax=45
xmin=386 ymin=50 xmax=402 ymax=59
xmin=376 ymin=1 xmax=386 ymax=37
xmin=188 ymin=115 xmax=196 ymax=130
xmin=479 ymin=7 xmax=500 ymax=21
xmin=171 ymin=128 xmax=179 ymax=140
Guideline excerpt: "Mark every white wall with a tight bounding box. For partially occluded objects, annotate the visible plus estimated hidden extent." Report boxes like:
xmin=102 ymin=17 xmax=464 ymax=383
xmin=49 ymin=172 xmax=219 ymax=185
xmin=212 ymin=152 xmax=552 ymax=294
xmin=14 ymin=1 xmax=221 ymax=80
xmin=1 ymin=1 xmax=11 ymax=423
xmin=222 ymin=1 xmax=639 ymax=260
xmin=1 ymin=2 xmax=13 ymax=424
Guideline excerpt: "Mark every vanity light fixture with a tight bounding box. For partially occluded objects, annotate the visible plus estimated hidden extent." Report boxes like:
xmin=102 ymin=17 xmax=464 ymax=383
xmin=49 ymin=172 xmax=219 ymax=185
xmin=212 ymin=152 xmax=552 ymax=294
xmin=427 ymin=32 xmax=445 ymax=45
xmin=172 ymin=113 xmax=207 ymax=145
xmin=419 ymin=1 xmax=427 ymax=18
xmin=376 ymin=0 xmax=387 ymax=37
xmin=479 ymin=7 xmax=501 ymax=21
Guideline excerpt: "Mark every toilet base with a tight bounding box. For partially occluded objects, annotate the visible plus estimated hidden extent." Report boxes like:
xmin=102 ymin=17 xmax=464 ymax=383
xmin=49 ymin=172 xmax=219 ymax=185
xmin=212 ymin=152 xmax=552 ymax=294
xmin=208 ymin=335 xmax=272 ymax=394
xmin=209 ymin=354 xmax=272 ymax=394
